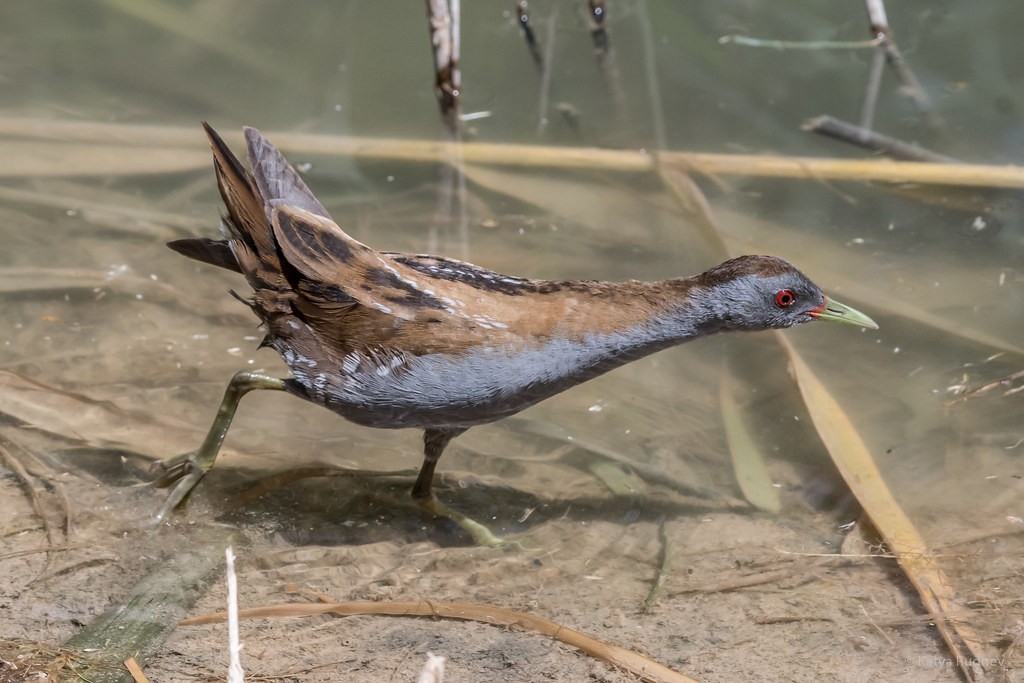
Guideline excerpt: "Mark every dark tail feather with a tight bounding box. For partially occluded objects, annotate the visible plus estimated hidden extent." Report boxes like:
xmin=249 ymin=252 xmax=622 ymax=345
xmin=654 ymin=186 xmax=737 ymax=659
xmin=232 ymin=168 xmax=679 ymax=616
xmin=170 ymin=125 xmax=334 ymax=303
xmin=167 ymin=237 xmax=241 ymax=273
xmin=197 ymin=122 xmax=285 ymax=292
xmin=202 ymin=123 xmax=263 ymax=242
xmin=243 ymin=127 xmax=331 ymax=219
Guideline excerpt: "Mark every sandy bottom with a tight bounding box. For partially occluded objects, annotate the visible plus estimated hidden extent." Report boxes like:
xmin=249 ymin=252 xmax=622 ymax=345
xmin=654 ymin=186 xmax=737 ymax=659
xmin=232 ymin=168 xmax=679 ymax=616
xmin=1 ymin=443 xmax=987 ymax=683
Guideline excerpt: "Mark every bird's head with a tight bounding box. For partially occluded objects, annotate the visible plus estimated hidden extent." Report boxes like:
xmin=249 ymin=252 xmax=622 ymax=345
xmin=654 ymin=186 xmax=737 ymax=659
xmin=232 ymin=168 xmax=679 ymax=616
xmin=695 ymin=255 xmax=878 ymax=332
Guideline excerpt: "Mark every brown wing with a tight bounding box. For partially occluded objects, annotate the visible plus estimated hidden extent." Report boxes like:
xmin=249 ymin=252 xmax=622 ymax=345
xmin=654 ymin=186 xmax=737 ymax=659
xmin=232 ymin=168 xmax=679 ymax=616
xmin=181 ymin=126 xmax=688 ymax=363
xmin=270 ymin=204 xmax=529 ymax=356
xmin=268 ymin=204 xmax=684 ymax=358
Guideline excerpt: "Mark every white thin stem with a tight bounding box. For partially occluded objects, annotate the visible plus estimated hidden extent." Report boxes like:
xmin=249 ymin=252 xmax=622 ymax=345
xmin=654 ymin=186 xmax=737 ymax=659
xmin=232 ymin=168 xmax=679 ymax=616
xmin=226 ymin=546 xmax=244 ymax=683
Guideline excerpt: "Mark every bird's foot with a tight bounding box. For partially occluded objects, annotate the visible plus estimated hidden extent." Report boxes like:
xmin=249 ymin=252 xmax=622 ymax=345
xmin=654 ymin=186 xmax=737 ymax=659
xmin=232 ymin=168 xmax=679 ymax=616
xmin=146 ymin=371 xmax=287 ymax=524
xmin=149 ymin=451 xmax=209 ymax=524
xmin=417 ymin=494 xmax=505 ymax=548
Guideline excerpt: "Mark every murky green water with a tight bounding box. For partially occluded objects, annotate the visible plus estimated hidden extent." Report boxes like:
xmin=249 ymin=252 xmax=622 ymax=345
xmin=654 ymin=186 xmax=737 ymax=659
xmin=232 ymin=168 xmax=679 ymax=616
xmin=2 ymin=2 xmax=1022 ymax=681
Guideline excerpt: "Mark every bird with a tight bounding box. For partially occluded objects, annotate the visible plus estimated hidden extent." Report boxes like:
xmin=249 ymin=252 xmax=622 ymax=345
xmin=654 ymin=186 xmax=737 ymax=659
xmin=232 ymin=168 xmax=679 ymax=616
xmin=153 ymin=123 xmax=878 ymax=545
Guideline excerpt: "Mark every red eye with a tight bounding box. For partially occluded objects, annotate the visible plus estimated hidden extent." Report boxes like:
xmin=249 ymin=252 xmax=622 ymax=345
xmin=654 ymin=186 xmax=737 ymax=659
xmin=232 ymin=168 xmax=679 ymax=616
xmin=775 ymin=290 xmax=796 ymax=308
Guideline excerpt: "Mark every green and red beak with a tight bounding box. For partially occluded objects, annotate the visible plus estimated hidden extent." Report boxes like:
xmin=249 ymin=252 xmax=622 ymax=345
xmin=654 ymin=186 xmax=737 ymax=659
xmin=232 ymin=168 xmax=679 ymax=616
xmin=809 ymin=296 xmax=878 ymax=329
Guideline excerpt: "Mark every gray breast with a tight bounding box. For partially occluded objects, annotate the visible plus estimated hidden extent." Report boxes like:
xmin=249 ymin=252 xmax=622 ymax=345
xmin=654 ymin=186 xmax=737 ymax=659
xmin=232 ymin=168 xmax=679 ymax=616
xmin=279 ymin=320 xmax=691 ymax=431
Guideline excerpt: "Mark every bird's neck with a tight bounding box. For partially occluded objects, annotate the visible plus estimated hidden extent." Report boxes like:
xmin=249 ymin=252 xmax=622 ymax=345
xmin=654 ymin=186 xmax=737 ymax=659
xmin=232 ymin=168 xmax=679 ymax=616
xmin=636 ymin=277 xmax=728 ymax=346
xmin=566 ymin=277 xmax=723 ymax=368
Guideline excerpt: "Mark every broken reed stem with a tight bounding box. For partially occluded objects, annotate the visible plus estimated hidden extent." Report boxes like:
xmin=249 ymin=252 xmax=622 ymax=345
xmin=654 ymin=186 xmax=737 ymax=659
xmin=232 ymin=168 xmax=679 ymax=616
xmin=536 ymin=2 xmax=559 ymax=134
xmin=804 ymin=115 xmax=956 ymax=163
xmin=3 ymin=118 xmax=1024 ymax=188
xmin=425 ymin=0 xmax=460 ymax=130
xmin=637 ymin=0 xmax=667 ymax=150
xmin=864 ymin=0 xmax=889 ymax=35
xmin=587 ymin=0 xmax=609 ymax=54
xmin=587 ymin=1 xmax=629 ymax=138
xmin=516 ymin=1 xmax=543 ymax=70
xmin=859 ymin=46 xmax=885 ymax=129
xmin=280 ymin=137 xmax=1024 ymax=188
xmin=862 ymin=0 xmax=935 ymax=121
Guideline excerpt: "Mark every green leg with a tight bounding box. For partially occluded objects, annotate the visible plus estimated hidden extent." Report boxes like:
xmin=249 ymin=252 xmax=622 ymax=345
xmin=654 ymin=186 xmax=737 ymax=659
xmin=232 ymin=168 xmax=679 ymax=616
xmin=151 ymin=370 xmax=286 ymax=522
xmin=413 ymin=428 xmax=503 ymax=547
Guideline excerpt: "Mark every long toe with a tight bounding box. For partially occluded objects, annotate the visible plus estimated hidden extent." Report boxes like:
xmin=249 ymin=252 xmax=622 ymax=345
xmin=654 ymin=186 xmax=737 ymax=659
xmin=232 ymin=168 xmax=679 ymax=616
xmin=149 ymin=450 xmax=200 ymax=489
xmin=151 ymin=466 xmax=209 ymax=524
xmin=149 ymin=452 xmax=210 ymax=523
xmin=417 ymin=494 xmax=505 ymax=548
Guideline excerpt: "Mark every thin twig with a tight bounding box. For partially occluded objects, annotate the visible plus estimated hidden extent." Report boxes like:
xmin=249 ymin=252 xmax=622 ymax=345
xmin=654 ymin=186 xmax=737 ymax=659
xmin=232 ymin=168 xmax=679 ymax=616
xmin=0 ymin=437 xmax=65 ymax=575
xmin=0 ymin=544 xmax=86 ymax=561
xmin=642 ymin=518 xmax=672 ymax=613
xmin=536 ymin=2 xmax=559 ymax=135
xmin=719 ymin=35 xmax=882 ymax=50
xmin=586 ymin=1 xmax=628 ymax=136
xmin=859 ymin=46 xmax=885 ymax=129
xmin=226 ymin=547 xmax=244 ymax=683
xmin=860 ymin=604 xmax=896 ymax=646
xmin=952 ymin=369 xmax=1024 ymax=403
xmin=804 ymin=115 xmax=956 ymax=163
xmin=863 ymin=0 xmax=937 ymax=123
xmin=669 ymin=568 xmax=801 ymax=596
xmin=637 ymin=0 xmax=667 ymax=151
xmin=587 ymin=0 xmax=608 ymax=54
xmin=452 ymin=0 xmax=461 ymax=113
xmin=516 ymin=2 xmax=543 ymax=70
xmin=183 ymin=599 xmax=699 ymax=683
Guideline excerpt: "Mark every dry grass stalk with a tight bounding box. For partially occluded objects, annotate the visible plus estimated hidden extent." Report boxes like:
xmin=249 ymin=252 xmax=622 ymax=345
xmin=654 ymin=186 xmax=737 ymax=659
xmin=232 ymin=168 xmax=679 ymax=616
xmin=182 ymin=599 xmax=698 ymax=683
xmin=2 ymin=118 xmax=1022 ymax=188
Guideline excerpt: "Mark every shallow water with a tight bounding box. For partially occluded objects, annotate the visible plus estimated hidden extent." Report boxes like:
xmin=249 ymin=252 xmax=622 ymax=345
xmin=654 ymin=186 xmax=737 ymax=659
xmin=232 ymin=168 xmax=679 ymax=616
xmin=1 ymin=2 xmax=1023 ymax=681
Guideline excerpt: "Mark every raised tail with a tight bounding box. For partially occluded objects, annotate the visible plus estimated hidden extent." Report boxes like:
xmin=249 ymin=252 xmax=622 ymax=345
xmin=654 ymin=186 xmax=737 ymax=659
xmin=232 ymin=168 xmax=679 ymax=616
xmin=167 ymin=235 xmax=241 ymax=273
xmin=169 ymin=123 xmax=336 ymax=284
xmin=242 ymin=126 xmax=330 ymax=220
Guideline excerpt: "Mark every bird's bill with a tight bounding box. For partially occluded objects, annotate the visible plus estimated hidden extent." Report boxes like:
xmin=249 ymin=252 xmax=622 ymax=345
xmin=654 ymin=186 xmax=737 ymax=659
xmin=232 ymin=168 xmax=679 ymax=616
xmin=810 ymin=297 xmax=879 ymax=329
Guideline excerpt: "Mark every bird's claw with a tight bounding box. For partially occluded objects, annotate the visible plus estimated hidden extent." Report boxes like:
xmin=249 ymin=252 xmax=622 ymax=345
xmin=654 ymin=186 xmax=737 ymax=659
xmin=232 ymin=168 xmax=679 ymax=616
xmin=149 ymin=450 xmax=200 ymax=489
xmin=417 ymin=494 xmax=506 ymax=548
xmin=149 ymin=451 xmax=209 ymax=523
